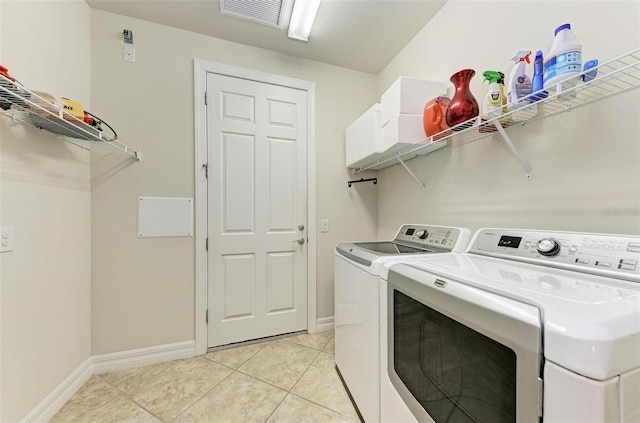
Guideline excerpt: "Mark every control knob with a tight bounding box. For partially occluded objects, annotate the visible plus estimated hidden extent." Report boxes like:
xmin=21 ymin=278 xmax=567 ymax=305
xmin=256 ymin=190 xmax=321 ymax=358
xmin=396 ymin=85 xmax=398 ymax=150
xmin=416 ymin=230 xmax=429 ymax=239
xmin=537 ymin=238 xmax=561 ymax=256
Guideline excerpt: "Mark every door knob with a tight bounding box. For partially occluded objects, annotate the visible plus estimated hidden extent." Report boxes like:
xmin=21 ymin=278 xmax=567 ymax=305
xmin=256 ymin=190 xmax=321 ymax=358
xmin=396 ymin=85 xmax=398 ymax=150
xmin=298 ymin=224 xmax=305 ymax=231
xmin=293 ymin=238 xmax=305 ymax=245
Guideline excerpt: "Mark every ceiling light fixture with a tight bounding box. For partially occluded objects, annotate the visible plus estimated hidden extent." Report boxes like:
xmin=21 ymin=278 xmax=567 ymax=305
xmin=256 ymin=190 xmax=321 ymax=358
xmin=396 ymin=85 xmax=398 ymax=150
xmin=287 ymin=0 xmax=322 ymax=42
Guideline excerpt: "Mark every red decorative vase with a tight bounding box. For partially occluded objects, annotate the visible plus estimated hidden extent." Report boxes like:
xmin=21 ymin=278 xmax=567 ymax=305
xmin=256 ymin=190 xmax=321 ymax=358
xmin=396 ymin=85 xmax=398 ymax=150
xmin=445 ymin=69 xmax=479 ymax=130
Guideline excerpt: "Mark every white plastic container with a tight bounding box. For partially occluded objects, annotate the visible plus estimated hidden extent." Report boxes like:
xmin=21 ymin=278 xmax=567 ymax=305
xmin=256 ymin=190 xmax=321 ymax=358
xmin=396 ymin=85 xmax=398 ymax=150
xmin=381 ymin=77 xmax=447 ymax=126
xmin=544 ymin=23 xmax=582 ymax=96
xmin=345 ymin=103 xmax=383 ymax=169
xmin=381 ymin=114 xmax=425 ymax=154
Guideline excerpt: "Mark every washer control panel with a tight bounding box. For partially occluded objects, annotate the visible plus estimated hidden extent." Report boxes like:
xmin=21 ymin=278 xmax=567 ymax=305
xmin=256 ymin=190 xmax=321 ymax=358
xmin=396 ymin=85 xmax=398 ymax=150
xmin=394 ymin=225 xmax=468 ymax=252
xmin=470 ymin=228 xmax=640 ymax=283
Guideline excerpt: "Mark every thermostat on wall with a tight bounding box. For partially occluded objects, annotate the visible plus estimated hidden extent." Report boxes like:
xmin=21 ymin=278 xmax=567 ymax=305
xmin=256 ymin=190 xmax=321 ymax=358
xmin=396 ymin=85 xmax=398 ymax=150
xmin=123 ymin=29 xmax=134 ymax=44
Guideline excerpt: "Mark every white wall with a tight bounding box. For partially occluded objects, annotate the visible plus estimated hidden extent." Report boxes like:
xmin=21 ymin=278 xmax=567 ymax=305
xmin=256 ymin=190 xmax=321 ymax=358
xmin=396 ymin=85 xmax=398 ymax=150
xmin=90 ymin=10 xmax=378 ymax=354
xmin=0 ymin=1 xmax=92 ymax=421
xmin=376 ymin=1 xmax=640 ymax=239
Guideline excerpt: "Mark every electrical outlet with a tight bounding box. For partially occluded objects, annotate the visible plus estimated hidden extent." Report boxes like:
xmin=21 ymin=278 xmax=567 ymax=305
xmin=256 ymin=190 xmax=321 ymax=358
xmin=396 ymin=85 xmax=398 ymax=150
xmin=124 ymin=45 xmax=136 ymax=63
xmin=320 ymin=219 xmax=329 ymax=233
xmin=1 ymin=226 xmax=14 ymax=253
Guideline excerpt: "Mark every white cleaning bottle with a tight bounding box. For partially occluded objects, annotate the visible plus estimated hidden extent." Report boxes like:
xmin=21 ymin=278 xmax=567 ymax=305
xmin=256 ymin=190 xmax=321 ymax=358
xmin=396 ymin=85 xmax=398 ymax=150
xmin=507 ymin=50 xmax=536 ymax=121
xmin=544 ymin=23 xmax=582 ymax=99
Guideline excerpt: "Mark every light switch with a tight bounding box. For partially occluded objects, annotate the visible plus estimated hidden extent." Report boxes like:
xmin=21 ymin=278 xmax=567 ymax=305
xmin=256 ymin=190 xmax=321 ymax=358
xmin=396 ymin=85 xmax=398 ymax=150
xmin=320 ymin=219 xmax=329 ymax=233
xmin=1 ymin=226 xmax=14 ymax=252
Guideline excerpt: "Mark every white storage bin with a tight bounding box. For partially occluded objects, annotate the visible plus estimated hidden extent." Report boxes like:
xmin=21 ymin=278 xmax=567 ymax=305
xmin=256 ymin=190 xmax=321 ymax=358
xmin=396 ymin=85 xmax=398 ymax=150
xmin=381 ymin=114 xmax=426 ymax=154
xmin=345 ymin=103 xmax=383 ymax=168
xmin=381 ymin=76 xmax=447 ymax=126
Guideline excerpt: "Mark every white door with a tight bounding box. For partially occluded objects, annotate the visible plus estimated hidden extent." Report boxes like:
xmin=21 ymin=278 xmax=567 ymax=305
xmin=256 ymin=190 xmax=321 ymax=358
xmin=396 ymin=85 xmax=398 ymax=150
xmin=206 ymin=72 xmax=308 ymax=348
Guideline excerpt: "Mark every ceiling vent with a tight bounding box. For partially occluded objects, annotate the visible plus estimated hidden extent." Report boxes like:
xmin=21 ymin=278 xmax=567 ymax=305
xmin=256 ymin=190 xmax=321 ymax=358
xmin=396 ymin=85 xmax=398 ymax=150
xmin=220 ymin=0 xmax=292 ymax=29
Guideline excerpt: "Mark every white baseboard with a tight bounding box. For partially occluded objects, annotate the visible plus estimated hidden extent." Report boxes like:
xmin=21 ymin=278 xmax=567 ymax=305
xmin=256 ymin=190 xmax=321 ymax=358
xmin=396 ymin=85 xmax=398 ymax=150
xmin=21 ymin=358 xmax=92 ymax=423
xmin=316 ymin=316 xmax=335 ymax=332
xmin=22 ymin=341 xmax=196 ymax=422
xmin=92 ymin=340 xmax=196 ymax=374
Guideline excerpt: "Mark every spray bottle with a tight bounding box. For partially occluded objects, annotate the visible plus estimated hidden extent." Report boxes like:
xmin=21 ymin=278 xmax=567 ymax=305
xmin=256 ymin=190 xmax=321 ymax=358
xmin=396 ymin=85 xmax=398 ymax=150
xmin=508 ymin=50 xmax=537 ymax=121
xmin=507 ymin=51 xmax=533 ymax=107
xmin=480 ymin=71 xmax=507 ymax=132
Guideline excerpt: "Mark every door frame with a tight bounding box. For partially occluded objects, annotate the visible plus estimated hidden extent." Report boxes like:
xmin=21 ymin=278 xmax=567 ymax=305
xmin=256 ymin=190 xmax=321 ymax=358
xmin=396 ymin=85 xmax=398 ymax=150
xmin=193 ymin=59 xmax=317 ymax=355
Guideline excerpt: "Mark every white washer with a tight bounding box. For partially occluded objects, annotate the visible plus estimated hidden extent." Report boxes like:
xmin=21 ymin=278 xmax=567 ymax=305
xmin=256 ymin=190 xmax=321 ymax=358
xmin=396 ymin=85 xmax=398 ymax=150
xmin=380 ymin=228 xmax=640 ymax=423
xmin=335 ymin=224 xmax=471 ymax=423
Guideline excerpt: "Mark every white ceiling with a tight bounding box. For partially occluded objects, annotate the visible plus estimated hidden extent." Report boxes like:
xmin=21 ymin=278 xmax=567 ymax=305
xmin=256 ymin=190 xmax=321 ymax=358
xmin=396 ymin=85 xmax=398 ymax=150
xmin=86 ymin=0 xmax=447 ymax=74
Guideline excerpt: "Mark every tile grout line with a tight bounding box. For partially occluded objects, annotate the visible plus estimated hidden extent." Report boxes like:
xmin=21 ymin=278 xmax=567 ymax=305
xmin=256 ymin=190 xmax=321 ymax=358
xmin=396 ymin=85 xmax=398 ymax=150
xmin=201 ymin=341 xmax=267 ymax=368
xmin=232 ymin=339 xmax=323 ymax=392
xmin=286 ymin=336 xmax=359 ymax=421
xmin=95 ymin=373 xmax=168 ymax=422
xmin=286 ymin=349 xmax=360 ymax=421
xmin=168 ymin=366 xmax=237 ymax=422
xmin=203 ymin=337 xmax=328 ymax=421
xmin=263 ymin=342 xmax=323 ymax=422
xmin=262 ymin=388 xmax=290 ymax=422
xmin=287 ymin=392 xmax=360 ymax=422
xmin=286 ymin=347 xmax=322 ymax=396
xmin=97 ymin=357 xmax=236 ymax=423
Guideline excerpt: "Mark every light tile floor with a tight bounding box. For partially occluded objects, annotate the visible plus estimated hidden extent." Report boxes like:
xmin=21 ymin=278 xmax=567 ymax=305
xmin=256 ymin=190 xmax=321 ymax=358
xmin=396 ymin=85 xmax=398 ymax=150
xmin=51 ymin=331 xmax=359 ymax=422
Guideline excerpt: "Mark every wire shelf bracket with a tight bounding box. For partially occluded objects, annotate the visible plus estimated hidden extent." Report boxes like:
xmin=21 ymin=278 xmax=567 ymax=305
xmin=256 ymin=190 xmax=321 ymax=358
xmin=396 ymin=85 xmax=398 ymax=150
xmin=396 ymin=154 xmax=427 ymax=193
xmin=494 ymin=120 xmax=532 ymax=180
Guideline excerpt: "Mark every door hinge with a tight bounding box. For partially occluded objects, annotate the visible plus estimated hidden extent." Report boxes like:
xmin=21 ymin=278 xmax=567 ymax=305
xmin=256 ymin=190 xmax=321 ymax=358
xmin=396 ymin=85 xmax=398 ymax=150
xmin=202 ymin=163 xmax=209 ymax=179
xmin=206 ymin=237 xmax=208 ymax=251
xmin=206 ymin=309 xmax=208 ymax=324
xmin=204 ymin=91 xmax=208 ymax=106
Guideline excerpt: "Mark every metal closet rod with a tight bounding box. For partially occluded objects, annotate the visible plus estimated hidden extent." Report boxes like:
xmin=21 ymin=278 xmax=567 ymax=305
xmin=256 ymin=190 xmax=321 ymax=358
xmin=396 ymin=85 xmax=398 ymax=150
xmin=347 ymin=177 xmax=377 ymax=187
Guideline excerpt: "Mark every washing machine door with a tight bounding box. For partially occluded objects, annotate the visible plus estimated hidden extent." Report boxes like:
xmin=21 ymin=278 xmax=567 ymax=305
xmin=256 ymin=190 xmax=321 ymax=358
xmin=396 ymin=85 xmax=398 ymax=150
xmin=386 ymin=264 xmax=543 ymax=423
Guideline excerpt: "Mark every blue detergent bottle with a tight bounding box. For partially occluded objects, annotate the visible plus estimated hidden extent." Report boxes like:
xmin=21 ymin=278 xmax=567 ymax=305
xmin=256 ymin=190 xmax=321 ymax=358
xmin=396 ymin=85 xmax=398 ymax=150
xmin=530 ymin=50 xmax=548 ymax=102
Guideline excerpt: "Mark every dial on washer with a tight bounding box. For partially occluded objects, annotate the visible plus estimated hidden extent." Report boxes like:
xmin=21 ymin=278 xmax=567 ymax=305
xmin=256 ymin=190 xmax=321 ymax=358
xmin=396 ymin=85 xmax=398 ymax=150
xmin=416 ymin=230 xmax=429 ymax=239
xmin=537 ymin=238 xmax=561 ymax=256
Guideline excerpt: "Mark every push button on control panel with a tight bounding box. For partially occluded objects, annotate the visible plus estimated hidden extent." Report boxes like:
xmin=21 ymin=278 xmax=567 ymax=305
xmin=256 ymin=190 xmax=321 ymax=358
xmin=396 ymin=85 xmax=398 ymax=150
xmin=595 ymin=261 xmax=612 ymax=268
xmin=619 ymin=259 xmax=638 ymax=271
xmin=628 ymin=242 xmax=640 ymax=253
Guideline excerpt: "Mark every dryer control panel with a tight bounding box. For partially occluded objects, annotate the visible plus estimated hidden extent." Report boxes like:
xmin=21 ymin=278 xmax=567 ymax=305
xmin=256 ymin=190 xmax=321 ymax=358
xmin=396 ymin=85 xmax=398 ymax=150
xmin=394 ymin=225 xmax=470 ymax=252
xmin=470 ymin=228 xmax=640 ymax=283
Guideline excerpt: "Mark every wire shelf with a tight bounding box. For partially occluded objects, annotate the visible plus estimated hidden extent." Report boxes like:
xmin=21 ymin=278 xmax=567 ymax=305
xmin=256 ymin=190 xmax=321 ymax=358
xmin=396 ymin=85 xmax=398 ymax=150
xmin=353 ymin=48 xmax=640 ymax=174
xmin=0 ymin=74 xmax=141 ymax=160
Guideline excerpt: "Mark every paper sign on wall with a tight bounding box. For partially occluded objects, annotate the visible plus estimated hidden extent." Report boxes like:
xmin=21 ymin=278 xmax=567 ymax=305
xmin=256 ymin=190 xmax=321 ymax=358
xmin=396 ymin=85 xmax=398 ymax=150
xmin=138 ymin=196 xmax=193 ymax=238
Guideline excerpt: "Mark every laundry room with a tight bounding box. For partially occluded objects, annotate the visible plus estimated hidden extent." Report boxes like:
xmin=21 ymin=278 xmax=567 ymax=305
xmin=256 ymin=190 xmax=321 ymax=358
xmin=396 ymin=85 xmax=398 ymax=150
xmin=1 ymin=1 xmax=639 ymax=422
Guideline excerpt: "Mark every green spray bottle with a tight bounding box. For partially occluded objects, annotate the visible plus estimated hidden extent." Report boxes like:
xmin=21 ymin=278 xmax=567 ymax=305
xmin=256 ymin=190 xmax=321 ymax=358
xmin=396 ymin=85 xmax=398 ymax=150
xmin=480 ymin=71 xmax=508 ymax=131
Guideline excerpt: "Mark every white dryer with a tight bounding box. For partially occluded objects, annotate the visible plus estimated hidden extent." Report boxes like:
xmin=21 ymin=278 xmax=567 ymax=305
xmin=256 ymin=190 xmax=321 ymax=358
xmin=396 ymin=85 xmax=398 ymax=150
xmin=380 ymin=228 xmax=640 ymax=423
xmin=335 ymin=224 xmax=471 ymax=422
